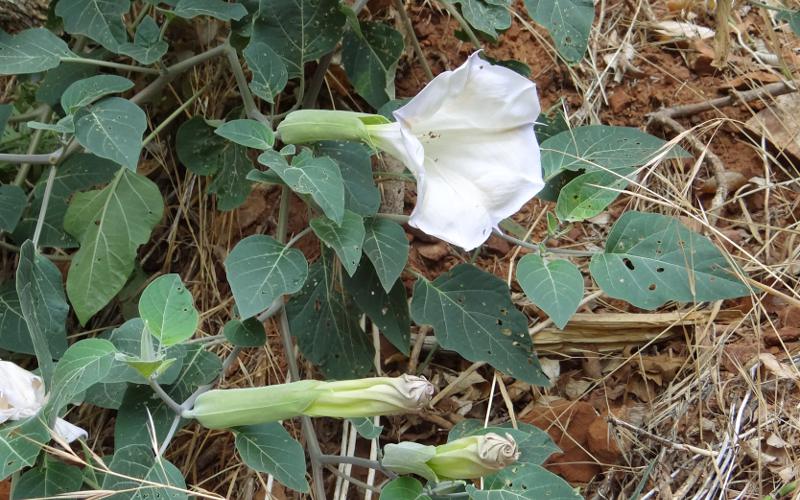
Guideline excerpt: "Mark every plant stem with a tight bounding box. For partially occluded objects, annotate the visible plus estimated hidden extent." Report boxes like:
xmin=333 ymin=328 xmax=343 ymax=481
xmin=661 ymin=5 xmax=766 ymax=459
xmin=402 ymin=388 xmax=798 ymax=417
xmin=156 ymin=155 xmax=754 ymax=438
xmin=32 ymin=165 xmax=57 ymax=248
xmin=438 ymin=1 xmax=481 ymax=48
xmin=0 ymin=152 xmax=59 ymax=165
xmin=318 ymin=455 xmax=396 ymax=478
xmin=61 ymin=56 xmax=161 ymax=74
xmin=224 ymin=44 xmax=268 ymax=123
xmin=491 ymin=229 xmax=600 ymax=256
xmin=142 ymin=81 xmax=210 ymax=146
xmin=0 ymin=241 xmax=72 ymax=261
xmin=147 ymin=379 xmax=184 ymax=414
xmin=132 ymin=44 xmax=228 ymax=105
xmin=13 ymin=106 xmax=51 ymax=186
xmin=394 ymin=0 xmax=434 ymax=80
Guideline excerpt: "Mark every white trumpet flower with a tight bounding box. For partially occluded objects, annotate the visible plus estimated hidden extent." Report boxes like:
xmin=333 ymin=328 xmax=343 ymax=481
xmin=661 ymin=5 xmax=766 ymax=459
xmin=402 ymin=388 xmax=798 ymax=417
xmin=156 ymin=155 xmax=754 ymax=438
xmin=0 ymin=360 xmax=87 ymax=443
xmin=278 ymin=52 xmax=544 ymax=250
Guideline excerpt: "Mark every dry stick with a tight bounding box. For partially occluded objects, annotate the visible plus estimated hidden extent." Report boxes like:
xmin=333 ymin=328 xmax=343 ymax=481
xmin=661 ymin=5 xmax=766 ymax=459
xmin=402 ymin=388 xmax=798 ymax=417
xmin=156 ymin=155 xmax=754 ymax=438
xmin=608 ymin=415 xmax=719 ymax=458
xmin=653 ymin=80 xmax=799 ymax=120
xmin=394 ymin=0 xmax=434 ymax=81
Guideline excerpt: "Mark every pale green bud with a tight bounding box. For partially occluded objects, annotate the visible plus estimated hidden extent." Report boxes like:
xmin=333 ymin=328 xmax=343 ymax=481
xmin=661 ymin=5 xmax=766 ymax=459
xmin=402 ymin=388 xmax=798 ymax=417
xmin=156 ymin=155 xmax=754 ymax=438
xmin=276 ymin=109 xmax=390 ymax=145
xmin=427 ymin=433 xmax=520 ymax=481
xmin=185 ymin=375 xmax=433 ymax=430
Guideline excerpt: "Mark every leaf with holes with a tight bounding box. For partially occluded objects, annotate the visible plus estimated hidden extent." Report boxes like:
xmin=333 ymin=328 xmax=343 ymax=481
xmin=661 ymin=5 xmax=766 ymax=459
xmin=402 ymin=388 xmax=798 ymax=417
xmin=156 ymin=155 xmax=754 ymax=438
xmin=225 ymin=235 xmax=308 ymax=319
xmin=286 ymin=253 xmax=374 ymax=379
xmin=252 ymin=0 xmax=346 ymax=78
xmin=118 ymin=16 xmax=168 ymax=64
xmin=61 ymin=75 xmax=134 ymax=114
xmin=467 ymin=462 xmax=581 ymax=499
xmin=310 ymin=211 xmax=365 ymax=276
xmin=516 ymin=255 xmax=583 ymax=330
xmin=524 ymin=0 xmax=594 ymax=63
xmin=74 ymin=97 xmax=146 ymax=170
xmin=589 ymin=211 xmax=751 ymax=310
xmin=411 ymin=264 xmax=548 ymax=385
xmin=258 ymin=148 xmax=345 ymax=224
xmin=174 ymin=0 xmax=248 ymax=20
xmin=101 ymin=444 xmax=187 ymax=499
xmin=540 ymin=125 xmax=689 ymax=180
xmin=215 ymin=119 xmax=275 ymax=150
xmin=139 ymin=274 xmax=199 ymax=346
xmin=314 ymin=141 xmax=380 ymax=217
xmin=243 ymin=41 xmax=288 ymax=103
xmin=56 ymin=0 xmax=130 ymax=51
xmin=0 ymin=28 xmax=73 ymax=75
xmin=362 ymin=217 xmax=409 ymax=292
xmin=555 ymin=168 xmax=635 ymax=222
xmin=344 ymin=257 xmax=410 ymax=355
xmin=234 ymin=423 xmax=309 ymax=493
xmin=454 ymin=0 xmax=512 ymax=38
xmin=64 ymin=168 xmax=164 ymax=325
xmin=341 ymin=21 xmax=404 ymax=108
xmin=0 ymin=184 xmax=25 ymax=232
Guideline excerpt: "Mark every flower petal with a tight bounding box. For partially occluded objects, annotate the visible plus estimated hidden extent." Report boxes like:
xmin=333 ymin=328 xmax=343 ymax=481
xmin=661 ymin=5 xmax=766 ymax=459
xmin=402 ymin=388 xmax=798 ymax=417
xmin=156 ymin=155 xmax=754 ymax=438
xmin=0 ymin=360 xmax=46 ymax=412
xmin=409 ymin=127 xmax=543 ymax=250
xmin=394 ymin=52 xmax=540 ymax=134
xmin=367 ymin=122 xmax=425 ymax=177
xmin=54 ymin=418 xmax=87 ymax=443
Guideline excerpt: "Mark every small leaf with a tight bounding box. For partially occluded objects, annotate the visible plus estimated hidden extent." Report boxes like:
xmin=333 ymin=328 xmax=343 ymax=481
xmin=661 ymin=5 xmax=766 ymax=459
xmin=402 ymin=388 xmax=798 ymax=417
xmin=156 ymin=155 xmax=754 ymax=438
xmin=0 ymin=184 xmax=26 ymax=232
xmin=555 ymin=168 xmax=634 ymax=222
xmin=524 ymin=0 xmax=594 ymax=63
xmin=103 ymin=318 xmax=185 ymax=384
xmin=0 ymin=29 xmax=73 ymax=75
xmin=348 ymin=417 xmax=383 ymax=439
xmin=74 ymin=97 xmax=146 ymax=170
xmin=223 ymin=318 xmax=267 ymax=347
xmin=341 ymin=21 xmax=404 ymax=109
xmin=26 ymin=116 xmax=74 ymax=134
xmin=243 ymin=41 xmax=288 ymax=103
xmin=12 ymin=457 xmax=83 ymax=499
xmin=138 ymin=274 xmax=199 ymax=346
xmin=453 ymin=0 xmax=512 ymax=38
xmin=286 ymin=253 xmax=374 ymax=379
xmin=310 ymin=211 xmax=365 ymax=276
xmin=315 ymin=141 xmax=380 ymax=217
xmin=258 ymin=148 xmax=345 ymax=224
xmin=215 ymin=119 xmax=275 ymax=150
xmin=235 ymin=423 xmax=309 ymax=493
xmin=61 ymin=75 xmax=134 ymax=114
xmin=381 ymin=477 xmax=432 ymax=500
xmin=589 ymin=211 xmax=751 ymax=309
xmin=362 ymin=217 xmax=408 ymax=292
xmin=410 ymin=264 xmax=548 ymax=385
xmin=102 ymin=444 xmax=187 ymax=499
xmin=118 ymin=16 xmax=168 ymax=64
xmin=35 ymin=62 xmax=97 ymax=107
xmin=49 ymin=338 xmax=116 ymax=414
xmin=516 ymin=254 xmax=583 ymax=329
xmin=0 ymin=419 xmax=49 ymax=480
xmin=224 ymin=235 xmax=308 ymax=319
xmin=174 ymin=0 xmax=248 ymax=20
xmin=468 ymin=462 xmax=581 ymax=499
xmin=56 ymin=0 xmax=130 ymax=52
xmin=65 ymin=168 xmax=164 ymax=324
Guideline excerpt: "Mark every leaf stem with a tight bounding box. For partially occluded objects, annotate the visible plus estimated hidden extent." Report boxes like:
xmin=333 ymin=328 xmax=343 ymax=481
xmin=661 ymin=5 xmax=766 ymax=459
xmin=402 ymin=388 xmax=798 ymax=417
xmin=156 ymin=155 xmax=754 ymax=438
xmin=13 ymin=106 xmax=51 ymax=186
xmin=31 ymin=165 xmax=57 ymax=248
xmin=492 ymin=229 xmax=599 ymax=257
xmin=147 ymin=378 xmax=184 ymax=414
xmin=224 ymin=43 xmax=269 ymax=123
xmin=61 ymin=56 xmax=161 ymax=74
xmin=142 ymin=80 xmax=211 ymax=147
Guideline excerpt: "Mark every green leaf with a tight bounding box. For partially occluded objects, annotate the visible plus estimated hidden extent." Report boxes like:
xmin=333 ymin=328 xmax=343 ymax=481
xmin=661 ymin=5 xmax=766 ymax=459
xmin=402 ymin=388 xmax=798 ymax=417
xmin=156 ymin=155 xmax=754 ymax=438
xmin=453 ymin=0 xmax=512 ymax=38
xmin=341 ymin=21 xmax=403 ymax=109
xmin=65 ymin=168 xmax=164 ymax=325
xmin=102 ymin=444 xmax=187 ymax=499
xmin=0 ymin=28 xmax=73 ymax=75
xmin=310 ymin=211 xmax=365 ymax=276
xmin=258 ymin=148 xmax=345 ymax=224
xmin=138 ymin=274 xmax=199 ymax=346
xmin=223 ymin=317 xmax=266 ymax=347
xmin=778 ymin=9 xmax=800 ymax=35
xmin=410 ymin=264 xmax=548 ymax=385
xmin=56 ymin=0 xmax=130 ymax=51
xmin=49 ymin=338 xmax=116 ymax=414
xmin=589 ymin=211 xmax=751 ymax=310
xmin=286 ymin=253 xmax=374 ymax=379
xmin=114 ymin=385 xmax=175 ymax=449
xmin=83 ymin=380 xmax=128 ymax=409
xmin=26 ymin=116 xmax=74 ymax=134
xmin=468 ymin=462 xmax=581 ymax=499
xmin=165 ymin=344 xmax=221 ymax=400
xmin=0 ymin=282 xmax=38 ymax=356
xmin=215 ymin=119 xmax=275 ymax=150
xmin=362 ymin=217 xmax=408 ymax=292
xmin=119 ymin=16 xmax=168 ymax=64
xmin=12 ymin=457 xmax=83 ymax=499
xmin=448 ymin=420 xmax=560 ymax=466
xmin=234 ymin=423 xmax=309 ymax=493
xmin=224 ymin=234 xmax=308 ymax=319
xmin=524 ymin=0 xmax=594 ymax=63
xmin=315 ymin=141 xmax=380 ymax=217
xmin=555 ymin=168 xmax=634 ymax=222
xmin=243 ymin=41 xmax=288 ymax=103
xmin=516 ymin=254 xmax=583 ymax=329
xmin=61 ymin=75 xmax=133 ymax=114
xmin=0 ymin=184 xmax=25 ymax=232
xmin=343 ymin=257 xmax=410 ymax=355
xmin=0 ymin=418 xmax=49 ymax=480
xmin=74 ymin=97 xmax=146 ymax=170
xmin=16 ymin=241 xmax=70 ymax=386
xmin=540 ymin=125 xmax=688 ymax=180
xmin=348 ymin=417 xmax=383 ymax=439
xmin=35 ymin=62 xmax=98 ymax=107
xmin=252 ymin=0 xmax=346 ymax=78
xmin=174 ymin=0 xmax=248 ymax=20
xmin=0 ymin=104 xmax=11 ymax=132
xmin=381 ymin=477 xmax=432 ymax=500
xmin=12 ymin=153 xmax=119 ymax=248
xmin=103 ymin=318 xmax=185 ymax=384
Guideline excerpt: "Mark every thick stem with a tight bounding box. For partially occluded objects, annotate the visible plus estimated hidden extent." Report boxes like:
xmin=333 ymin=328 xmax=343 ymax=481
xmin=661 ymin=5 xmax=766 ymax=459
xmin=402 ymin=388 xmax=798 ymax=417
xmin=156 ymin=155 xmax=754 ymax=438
xmin=224 ymin=44 xmax=269 ymax=123
xmin=61 ymin=56 xmax=160 ymax=74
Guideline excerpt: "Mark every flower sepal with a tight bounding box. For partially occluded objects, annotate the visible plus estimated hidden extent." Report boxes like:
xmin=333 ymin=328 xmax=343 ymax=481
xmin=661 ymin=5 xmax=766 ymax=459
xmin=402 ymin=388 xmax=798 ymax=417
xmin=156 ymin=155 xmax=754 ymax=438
xmin=276 ymin=109 xmax=390 ymax=146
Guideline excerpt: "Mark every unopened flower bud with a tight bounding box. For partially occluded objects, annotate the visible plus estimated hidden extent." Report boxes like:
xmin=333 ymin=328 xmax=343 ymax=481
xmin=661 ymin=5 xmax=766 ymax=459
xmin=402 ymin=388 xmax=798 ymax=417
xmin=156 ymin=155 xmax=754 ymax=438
xmin=427 ymin=433 xmax=520 ymax=480
xmin=304 ymin=374 xmax=433 ymax=418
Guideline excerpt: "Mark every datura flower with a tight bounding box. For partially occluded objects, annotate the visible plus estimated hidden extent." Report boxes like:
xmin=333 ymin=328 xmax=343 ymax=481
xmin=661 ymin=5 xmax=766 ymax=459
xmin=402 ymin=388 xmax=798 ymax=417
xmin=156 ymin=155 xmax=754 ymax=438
xmin=382 ymin=432 xmax=520 ymax=481
xmin=185 ymin=374 xmax=434 ymax=429
xmin=277 ymin=52 xmax=544 ymax=250
xmin=0 ymin=360 xmax=87 ymax=443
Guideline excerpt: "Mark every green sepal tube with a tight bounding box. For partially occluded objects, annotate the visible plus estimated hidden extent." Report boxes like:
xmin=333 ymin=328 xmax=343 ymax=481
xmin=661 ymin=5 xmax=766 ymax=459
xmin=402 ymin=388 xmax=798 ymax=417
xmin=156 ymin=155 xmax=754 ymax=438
xmin=276 ymin=109 xmax=389 ymax=145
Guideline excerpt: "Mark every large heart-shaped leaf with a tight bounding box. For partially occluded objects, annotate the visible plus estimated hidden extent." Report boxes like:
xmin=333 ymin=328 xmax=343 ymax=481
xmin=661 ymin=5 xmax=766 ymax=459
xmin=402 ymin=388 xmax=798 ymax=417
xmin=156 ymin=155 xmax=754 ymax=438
xmin=48 ymin=338 xmax=116 ymax=414
xmin=341 ymin=21 xmax=404 ymax=109
xmin=454 ymin=0 xmax=512 ymax=38
xmin=516 ymin=254 xmax=583 ymax=329
xmin=234 ymin=423 xmax=309 ymax=493
xmin=138 ymin=274 xmax=199 ymax=346
xmin=310 ymin=211 xmax=365 ymax=276
xmin=362 ymin=217 xmax=408 ymax=292
xmin=411 ymin=264 xmax=548 ymax=385
xmin=101 ymin=445 xmax=187 ymax=499
xmin=224 ymin=234 xmax=308 ymax=319
xmin=589 ymin=211 xmax=751 ymax=310
xmin=524 ymin=0 xmax=594 ymax=63
xmin=12 ymin=457 xmax=83 ymax=499
xmin=0 ymin=28 xmax=73 ymax=75
xmin=215 ymin=119 xmax=275 ymax=150
xmin=315 ymin=141 xmax=380 ymax=217
xmin=61 ymin=75 xmax=133 ymax=114
xmin=56 ymin=0 xmax=130 ymax=51
xmin=243 ymin=41 xmax=288 ymax=103
xmin=65 ymin=168 xmax=164 ymax=324
xmin=74 ymin=97 xmax=146 ymax=170
xmin=0 ymin=184 xmax=25 ymax=232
